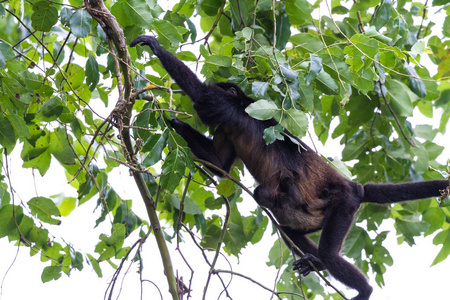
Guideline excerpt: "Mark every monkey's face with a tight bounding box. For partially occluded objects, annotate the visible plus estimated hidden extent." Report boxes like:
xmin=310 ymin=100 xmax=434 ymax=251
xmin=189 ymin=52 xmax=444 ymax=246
xmin=215 ymin=82 xmax=254 ymax=108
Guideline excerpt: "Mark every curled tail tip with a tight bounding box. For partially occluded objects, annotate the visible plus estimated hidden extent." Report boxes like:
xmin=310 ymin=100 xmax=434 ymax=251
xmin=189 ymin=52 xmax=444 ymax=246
xmin=130 ymin=35 xmax=155 ymax=47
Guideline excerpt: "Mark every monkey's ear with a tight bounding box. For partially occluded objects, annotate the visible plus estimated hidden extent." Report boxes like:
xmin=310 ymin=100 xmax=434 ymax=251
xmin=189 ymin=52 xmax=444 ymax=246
xmin=228 ymin=87 xmax=237 ymax=96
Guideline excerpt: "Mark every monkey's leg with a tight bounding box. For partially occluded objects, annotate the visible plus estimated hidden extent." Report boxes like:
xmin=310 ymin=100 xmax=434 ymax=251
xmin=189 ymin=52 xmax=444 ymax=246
xmin=318 ymin=194 xmax=372 ymax=300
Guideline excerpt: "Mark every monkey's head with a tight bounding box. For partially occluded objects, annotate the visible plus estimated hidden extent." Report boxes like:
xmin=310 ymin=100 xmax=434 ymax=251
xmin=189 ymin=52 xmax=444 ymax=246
xmin=215 ymin=82 xmax=254 ymax=108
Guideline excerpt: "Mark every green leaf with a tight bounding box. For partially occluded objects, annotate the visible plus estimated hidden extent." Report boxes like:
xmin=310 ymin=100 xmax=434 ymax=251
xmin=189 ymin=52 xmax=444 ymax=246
xmin=111 ymin=0 xmax=155 ymax=29
xmin=160 ymin=148 xmax=186 ymax=193
xmin=385 ymin=79 xmax=417 ymax=117
xmin=0 ymin=115 xmax=16 ymax=152
xmin=278 ymin=109 xmax=308 ymax=137
xmin=54 ymin=194 xmax=77 ymax=217
xmin=69 ymin=9 xmax=92 ymax=38
xmin=275 ymin=13 xmax=291 ymax=50
xmin=31 ymin=1 xmax=58 ymax=32
xmin=154 ymin=19 xmax=183 ymax=46
xmin=252 ymin=81 xmax=269 ymax=98
xmin=200 ymin=0 xmax=222 ymax=16
xmin=37 ymin=97 xmax=63 ymax=122
xmin=342 ymin=141 xmax=366 ymax=161
xmin=305 ymin=54 xmax=322 ymax=85
xmin=86 ymin=54 xmax=100 ymax=91
xmin=263 ymin=124 xmax=284 ymax=145
xmin=432 ymin=229 xmax=450 ymax=266
xmin=142 ymin=130 xmax=169 ymax=166
xmin=41 ymin=266 xmax=62 ymax=282
xmin=65 ymin=64 xmax=86 ymax=90
xmin=60 ymin=7 xmax=73 ymax=26
xmin=350 ymin=34 xmax=379 ymax=58
xmin=22 ymin=147 xmax=51 ymax=176
xmin=0 ymin=42 xmax=14 ymax=68
xmin=290 ymin=33 xmax=323 ymax=53
xmin=245 ymin=100 xmax=278 ymax=120
xmin=372 ymin=0 xmax=392 ymax=30
xmin=28 ymin=197 xmax=61 ymax=225
xmin=443 ymin=16 xmax=450 ymax=38
xmin=395 ymin=218 xmax=429 ymax=246
xmin=205 ymin=55 xmax=232 ymax=71
xmin=0 ymin=205 xmax=23 ymax=238
xmin=87 ymin=254 xmax=102 ymax=277
xmin=283 ymin=0 xmax=312 ymax=25
xmin=49 ymin=128 xmax=77 ymax=165
xmin=405 ymin=65 xmax=427 ymax=98
xmin=216 ymin=179 xmax=236 ymax=197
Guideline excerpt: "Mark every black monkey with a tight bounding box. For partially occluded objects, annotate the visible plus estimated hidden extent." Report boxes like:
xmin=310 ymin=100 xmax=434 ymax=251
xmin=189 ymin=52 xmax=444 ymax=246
xmin=131 ymin=35 xmax=449 ymax=300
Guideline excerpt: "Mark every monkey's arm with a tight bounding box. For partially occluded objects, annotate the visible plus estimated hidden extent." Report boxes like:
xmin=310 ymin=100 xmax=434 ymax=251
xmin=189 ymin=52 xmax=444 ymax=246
xmin=170 ymin=118 xmax=236 ymax=174
xmin=131 ymin=35 xmax=204 ymax=100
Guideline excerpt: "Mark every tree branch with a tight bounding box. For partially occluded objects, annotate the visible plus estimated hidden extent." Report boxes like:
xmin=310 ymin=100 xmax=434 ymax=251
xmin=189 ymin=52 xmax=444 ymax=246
xmin=84 ymin=1 xmax=178 ymax=299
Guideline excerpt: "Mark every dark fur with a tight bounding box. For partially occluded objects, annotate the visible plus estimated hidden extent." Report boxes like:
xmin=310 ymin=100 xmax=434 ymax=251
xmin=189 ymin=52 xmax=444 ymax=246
xmin=131 ymin=35 xmax=449 ymax=300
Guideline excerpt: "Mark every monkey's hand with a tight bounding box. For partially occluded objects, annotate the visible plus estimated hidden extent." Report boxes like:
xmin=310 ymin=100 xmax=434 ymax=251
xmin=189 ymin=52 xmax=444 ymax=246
xmin=293 ymin=254 xmax=324 ymax=276
xmin=169 ymin=117 xmax=186 ymax=133
xmin=130 ymin=35 xmax=162 ymax=56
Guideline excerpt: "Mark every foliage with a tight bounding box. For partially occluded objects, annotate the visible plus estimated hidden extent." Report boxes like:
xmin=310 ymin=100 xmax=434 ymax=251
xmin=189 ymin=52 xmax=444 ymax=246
xmin=0 ymin=0 xmax=450 ymax=299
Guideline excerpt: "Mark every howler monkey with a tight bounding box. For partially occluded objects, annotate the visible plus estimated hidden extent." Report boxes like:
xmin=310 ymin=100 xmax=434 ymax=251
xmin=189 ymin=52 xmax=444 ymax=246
xmin=131 ymin=35 xmax=449 ymax=300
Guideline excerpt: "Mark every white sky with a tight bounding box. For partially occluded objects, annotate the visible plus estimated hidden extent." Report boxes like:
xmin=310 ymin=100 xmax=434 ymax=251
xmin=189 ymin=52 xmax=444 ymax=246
xmin=1 ymin=1 xmax=450 ymax=300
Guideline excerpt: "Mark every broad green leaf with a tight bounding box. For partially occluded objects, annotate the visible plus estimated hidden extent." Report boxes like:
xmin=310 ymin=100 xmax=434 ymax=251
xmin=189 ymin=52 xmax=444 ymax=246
xmin=87 ymin=254 xmax=102 ymax=277
xmin=28 ymin=197 xmax=61 ymax=225
xmin=111 ymin=0 xmax=155 ymax=29
xmin=283 ymin=0 xmax=312 ymax=25
xmin=154 ymin=19 xmax=183 ymax=46
xmin=54 ymin=194 xmax=77 ymax=217
xmin=60 ymin=7 xmax=73 ymax=26
xmin=342 ymin=141 xmax=366 ymax=161
xmin=443 ymin=15 xmax=450 ymax=38
xmin=49 ymin=128 xmax=77 ymax=165
xmin=22 ymin=148 xmax=51 ymax=176
xmin=305 ymin=54 xmax=322 ymax=85
xmin=405 ymin=65 xmax=427 ymax=98
xmin=0 ymin=205 xmax=23 ymax=238
xmin=263 ymin=124 xmax=284 ymax=145
xmin=205 ymin=55 xmax=232 ymax=70
xmin=216 ymin=179 xmax=236 ymax=197
xmin=69 ymin=9 xmax=92 ymax=38
xmin=229 ymin=0 xmax=254 ymax=31
xmin=350 ymin=34 xmax=379 ymax=58
xmin=65 ymin=64 xmax=85 ymax=90
xmin=31 ymin=1 xmax=58 ymax=32
xmin=0 ymin=42 xmax=14 ymax=68
xmin=86 ymin=54 xmax=100 ymax=91
xmin=315 ymin=70 xmax=339 ymax=95
xmin=160 ymin=149 xmax=186 ymax=193
xmin=252 ymin=81 xmax=269 ymax=98
xmin=176 ymin=51 xmax=198 ymax=62
xmin=245 ymin=100 xmax=279 ymax=120
xmin=275 ymin=13 xmax=291 ymax=50
xmin=385 ymin=79 xmax=416 ymax=117
xmin=41 ymin=266 xmax=62 ymax=282
xmin=0 ymin=115 xmax=16 ymax=151
xmin=433 ymin=0 xmax=450 ymax=5
xmin=278 ymin=109 xmax=308 ymax=137
xmin=395 ymin=219 xmax=429 ymax=246
xmin=200 ymin=0 xmax=222 ymax=16
xmin=290 ymin=33 xmax=324 ymax=53
xmin=37 ymin=97 xmax=63 ymax=122
xmin=432 ymin=229 xmax=450 ymax=266
xmin=371 ymin=0 xmax=392 ymax=30
xmin=7 ymin=114 xmax=30 ymax=140
xmin=142 ymin=130 xmax=169 ymax=166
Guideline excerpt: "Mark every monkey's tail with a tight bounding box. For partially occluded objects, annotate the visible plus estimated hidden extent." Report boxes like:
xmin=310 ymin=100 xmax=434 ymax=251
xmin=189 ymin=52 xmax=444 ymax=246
xmin=361 ymin=180 xmax=448 ymax=204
